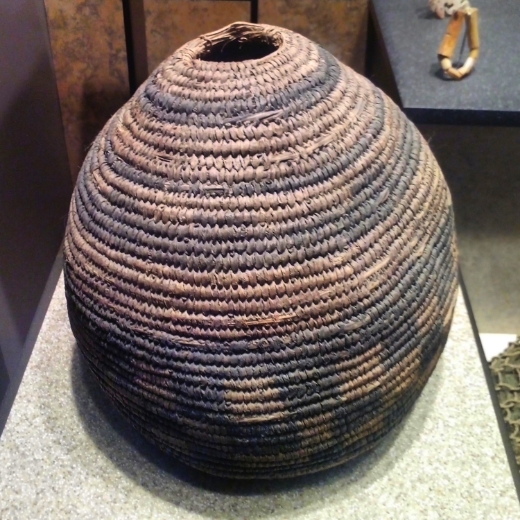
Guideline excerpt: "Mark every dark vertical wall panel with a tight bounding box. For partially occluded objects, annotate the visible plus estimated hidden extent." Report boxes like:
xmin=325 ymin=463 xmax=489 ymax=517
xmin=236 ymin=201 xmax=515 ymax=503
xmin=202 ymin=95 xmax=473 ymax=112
xmin=0 ymin=350 xmax=9 ymax=406
xmin=0 ymin=0 xmax=72 ymax=431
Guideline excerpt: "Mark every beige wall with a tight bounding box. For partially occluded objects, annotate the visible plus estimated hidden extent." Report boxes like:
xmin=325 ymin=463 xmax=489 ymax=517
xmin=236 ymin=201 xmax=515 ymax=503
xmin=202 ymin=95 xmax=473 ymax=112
xmin=44 ymin=0 xmax=367 ymax=182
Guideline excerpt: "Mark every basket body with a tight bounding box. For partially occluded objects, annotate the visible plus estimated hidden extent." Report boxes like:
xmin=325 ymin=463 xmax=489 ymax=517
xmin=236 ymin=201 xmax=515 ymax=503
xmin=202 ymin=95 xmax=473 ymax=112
xmin=64 ymin=23 xmax=458 ymax=478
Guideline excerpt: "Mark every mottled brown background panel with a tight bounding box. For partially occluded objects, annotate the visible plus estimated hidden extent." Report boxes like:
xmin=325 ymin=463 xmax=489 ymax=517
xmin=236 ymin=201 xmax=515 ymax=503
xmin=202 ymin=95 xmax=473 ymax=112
xmin=259 ymin=0 xmax=368 ymax=72
xmin=44 ymin=0 xmax=129 ymax=181
xmin=145 ymin=1 xmax=251 ymax=72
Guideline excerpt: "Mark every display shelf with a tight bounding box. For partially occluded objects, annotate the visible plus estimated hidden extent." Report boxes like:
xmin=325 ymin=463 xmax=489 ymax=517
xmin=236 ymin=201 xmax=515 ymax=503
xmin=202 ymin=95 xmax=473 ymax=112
xmin=368 ymin=0 xmax=520 ymax=126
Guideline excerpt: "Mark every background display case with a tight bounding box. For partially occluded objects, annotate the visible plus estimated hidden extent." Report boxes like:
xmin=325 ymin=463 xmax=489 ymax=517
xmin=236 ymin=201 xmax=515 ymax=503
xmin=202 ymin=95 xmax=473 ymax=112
xmin=0 ymin=0 xmax=73 ymax=433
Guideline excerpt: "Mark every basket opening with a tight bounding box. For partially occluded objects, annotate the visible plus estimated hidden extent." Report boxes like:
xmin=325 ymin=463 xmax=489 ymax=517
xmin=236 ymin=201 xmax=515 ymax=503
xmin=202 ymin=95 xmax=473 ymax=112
xmin=198 ymin=27 xmax=280 ymax=62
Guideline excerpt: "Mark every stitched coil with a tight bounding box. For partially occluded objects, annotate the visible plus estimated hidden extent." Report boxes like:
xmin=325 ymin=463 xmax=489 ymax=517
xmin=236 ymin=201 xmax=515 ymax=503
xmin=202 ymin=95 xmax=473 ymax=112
xmin=64 ymin=22 xmax=458 ymax=479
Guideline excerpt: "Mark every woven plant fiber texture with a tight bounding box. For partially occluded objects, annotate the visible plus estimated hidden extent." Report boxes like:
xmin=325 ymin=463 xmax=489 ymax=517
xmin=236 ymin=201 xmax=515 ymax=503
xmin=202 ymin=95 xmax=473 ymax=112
xmin=64 ymin=22 xmax=458 ymax=479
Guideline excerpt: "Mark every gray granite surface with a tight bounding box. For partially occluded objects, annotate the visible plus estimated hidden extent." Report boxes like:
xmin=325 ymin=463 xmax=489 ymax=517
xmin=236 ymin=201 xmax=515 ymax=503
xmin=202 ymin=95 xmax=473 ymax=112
xmin=371 ymin=0 xmax=520 ymax=124
xmin=0 ymin=274 xmax=518 ymax=519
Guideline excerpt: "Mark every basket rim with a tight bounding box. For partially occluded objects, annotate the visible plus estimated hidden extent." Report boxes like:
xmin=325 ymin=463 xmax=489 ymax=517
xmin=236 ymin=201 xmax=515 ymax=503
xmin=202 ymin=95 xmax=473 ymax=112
xmin=183 ymin=22 xmax=286 ymax=67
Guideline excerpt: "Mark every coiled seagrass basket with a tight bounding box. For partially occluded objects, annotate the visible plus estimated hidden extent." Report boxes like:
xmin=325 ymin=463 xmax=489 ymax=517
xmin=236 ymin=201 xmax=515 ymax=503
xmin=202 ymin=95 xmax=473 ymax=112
xmin=64 ymin=22 xmax=458 ymax=479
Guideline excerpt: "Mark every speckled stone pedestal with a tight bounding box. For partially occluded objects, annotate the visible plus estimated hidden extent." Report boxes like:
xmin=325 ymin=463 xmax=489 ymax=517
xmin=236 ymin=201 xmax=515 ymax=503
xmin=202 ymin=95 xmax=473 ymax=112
xmin=0 ymin=274 xmax=518 ymax=520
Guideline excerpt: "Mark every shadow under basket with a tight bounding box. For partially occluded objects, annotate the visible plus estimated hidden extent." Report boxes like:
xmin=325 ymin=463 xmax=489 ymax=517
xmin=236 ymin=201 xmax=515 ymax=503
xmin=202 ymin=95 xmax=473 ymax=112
xmin=64 ymin=22 xmax=458 ymax=479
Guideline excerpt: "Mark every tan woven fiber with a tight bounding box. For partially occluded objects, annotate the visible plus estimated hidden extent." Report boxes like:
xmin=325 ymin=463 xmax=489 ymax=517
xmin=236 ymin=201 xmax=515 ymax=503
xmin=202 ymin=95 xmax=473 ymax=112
xmin=64 ymin=22 xmax=458 ymax=479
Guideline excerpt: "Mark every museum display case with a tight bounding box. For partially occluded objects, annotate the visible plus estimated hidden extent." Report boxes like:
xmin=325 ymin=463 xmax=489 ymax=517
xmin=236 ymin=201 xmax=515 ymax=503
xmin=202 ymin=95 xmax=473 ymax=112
xmin=1 ymin=1 xmax=519 ymax=517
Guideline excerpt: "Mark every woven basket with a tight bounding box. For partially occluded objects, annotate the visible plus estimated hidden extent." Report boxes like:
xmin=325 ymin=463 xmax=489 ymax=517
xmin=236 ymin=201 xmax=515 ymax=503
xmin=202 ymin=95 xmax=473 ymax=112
xmin=64 ymin=22 xmax=458 ymax=479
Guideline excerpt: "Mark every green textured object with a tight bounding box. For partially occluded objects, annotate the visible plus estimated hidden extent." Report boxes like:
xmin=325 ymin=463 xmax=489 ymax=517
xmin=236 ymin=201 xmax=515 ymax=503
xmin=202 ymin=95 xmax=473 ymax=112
xmin=490 ymin=337 xmax=520 ymax=467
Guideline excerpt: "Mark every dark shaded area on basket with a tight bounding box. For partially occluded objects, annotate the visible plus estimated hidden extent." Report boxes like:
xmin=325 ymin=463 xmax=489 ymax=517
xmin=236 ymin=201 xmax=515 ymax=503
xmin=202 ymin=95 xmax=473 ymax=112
xmin=70 ymin=343 xmax=443 ymax=519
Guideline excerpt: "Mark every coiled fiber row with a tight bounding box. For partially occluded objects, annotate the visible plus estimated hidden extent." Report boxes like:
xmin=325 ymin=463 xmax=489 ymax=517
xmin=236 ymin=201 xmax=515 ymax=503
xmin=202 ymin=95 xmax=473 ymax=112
xmin=64 ymin=23 xmax=458 ymax=478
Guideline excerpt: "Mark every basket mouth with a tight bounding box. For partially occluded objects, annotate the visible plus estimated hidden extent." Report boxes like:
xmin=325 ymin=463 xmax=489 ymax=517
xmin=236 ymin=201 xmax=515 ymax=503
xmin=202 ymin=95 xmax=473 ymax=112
xmin=195 ymin=22 xmax=283 ymax=63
